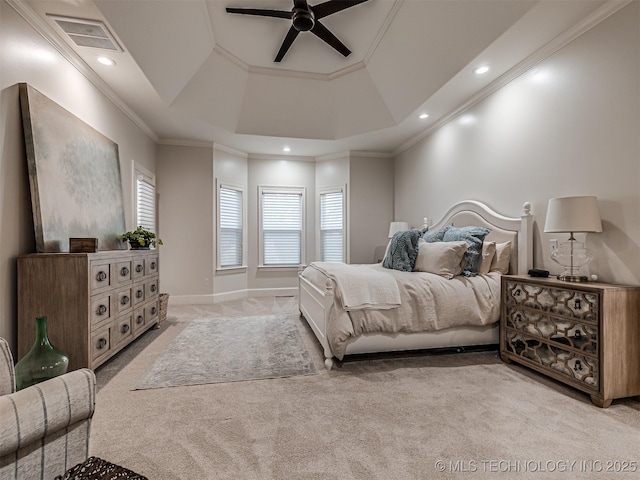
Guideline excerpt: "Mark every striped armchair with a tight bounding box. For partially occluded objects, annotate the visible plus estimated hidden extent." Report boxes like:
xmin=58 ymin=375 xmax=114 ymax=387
xmin=0 ymin=338 xmax=96 ymax=479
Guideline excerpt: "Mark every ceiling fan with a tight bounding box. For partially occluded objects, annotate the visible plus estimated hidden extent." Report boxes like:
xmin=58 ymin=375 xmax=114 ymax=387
xmin=226 ymin=0 xmax=370 ymax=62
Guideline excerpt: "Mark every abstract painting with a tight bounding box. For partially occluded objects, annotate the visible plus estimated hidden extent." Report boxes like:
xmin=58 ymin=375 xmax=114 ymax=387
xmin=19 ymin=83 xmax=126 ymax=252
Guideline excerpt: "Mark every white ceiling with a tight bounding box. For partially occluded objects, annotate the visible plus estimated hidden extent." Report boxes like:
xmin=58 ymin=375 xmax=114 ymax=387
xmin=21 ymin=0 xmax=613 ymax=157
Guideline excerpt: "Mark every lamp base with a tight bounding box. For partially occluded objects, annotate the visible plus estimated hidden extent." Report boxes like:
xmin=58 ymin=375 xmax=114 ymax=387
xmin=558 ymin=274 xmax=589 ymax=282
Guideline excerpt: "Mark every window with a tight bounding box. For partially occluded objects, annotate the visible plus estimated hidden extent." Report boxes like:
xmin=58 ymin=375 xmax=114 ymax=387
xmin=135 ymin=167 xmax=156 ymax=232
xmin=319 ymin=187 xmax=345 ymax=262
xmin=259 ymin=187 xmax=305 ymax=266
xmin=217 ymin=181 xmax=244 ymax=269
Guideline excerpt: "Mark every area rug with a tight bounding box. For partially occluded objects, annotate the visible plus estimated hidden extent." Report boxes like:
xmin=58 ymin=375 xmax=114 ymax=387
xmin=134 ymin=314 xmax=316 ymax=390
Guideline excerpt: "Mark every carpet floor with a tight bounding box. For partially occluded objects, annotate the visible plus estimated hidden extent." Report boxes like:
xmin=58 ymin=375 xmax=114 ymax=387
xmin=91 ymin=297 xmax=640 ymax=479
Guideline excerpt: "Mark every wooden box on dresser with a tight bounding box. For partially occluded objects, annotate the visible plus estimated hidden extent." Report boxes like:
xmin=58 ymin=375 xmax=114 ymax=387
xmin=18 ymin=250 xmax=160 ymax=372
xmin=500 ymin=275 xmax=640 ymax=408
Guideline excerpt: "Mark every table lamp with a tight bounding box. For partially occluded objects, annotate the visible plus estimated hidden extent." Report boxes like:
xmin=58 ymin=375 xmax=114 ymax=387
xmin=543 ymin=196 xmax=602 ymax=282
xmin=388 ymin=222 xmax=409 ymax=238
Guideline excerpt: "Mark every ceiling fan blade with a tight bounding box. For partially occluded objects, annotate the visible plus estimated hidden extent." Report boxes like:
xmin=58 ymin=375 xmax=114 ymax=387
xmin=275 ymin=26 xmax=301 ymax=62
xmin=293 ymin=0 xmax=309 ymax=10
xmin=310 ymin=21 xmax=351 ymax=57
xmin=312 ymin=0 xmax=369 ymax=20
xmin=226 ymin=8 xmax=293 ymax=19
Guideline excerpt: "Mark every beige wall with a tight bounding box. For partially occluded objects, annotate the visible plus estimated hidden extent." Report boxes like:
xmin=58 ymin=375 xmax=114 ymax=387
xmin=394 ymin=3 xmax=640 ymax=284
xmin=349 ymin=154 xmax=394 ymax=264
xmin=157 ymin=145 xmax=213 ymax=298
xmin=315 ymin=154 xmax=350 ymax=261
xmin=0 ymin=3 xmax=157 ymax=350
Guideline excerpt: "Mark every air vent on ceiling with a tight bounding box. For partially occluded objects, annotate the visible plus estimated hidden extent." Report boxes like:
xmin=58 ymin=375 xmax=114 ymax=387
xmin=48 ymin=15 xmax=123 ymax=52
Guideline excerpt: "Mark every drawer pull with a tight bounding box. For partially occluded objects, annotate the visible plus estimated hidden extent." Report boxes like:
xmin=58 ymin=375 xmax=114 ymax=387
xmin=150 ymin=261 xmax=157 ymax=270
xmin=136 ymin=265 xmax=144 ymax=273
xmin=136 ymin=315 xmax=144 ymax=325
xmin=150 ymin=284 xmax=157 ymax=293
xmin=574 ymin=299 xmax=582 ymax=310
xmin=574 ymin=330 xmax=582 ymax=339
xmin=121 ymin=267 xmax=130 ymax=277
xmin=136 ymin=290 xmax=144 ymax=299
xmin=97 ymin=305 xmax=107 ymax=315
xmin=121 ymin=324 xmax=130 ymax=334
xmin=151 ymin=307 xmax=157 ymax=315
xmin=97 ymin=338 xmax=107 ymax=349
xmin=96 ymin=271 xmax=107 ymax=282
xmin=574 ymin=360 xmax=582 ymax=371
xmin=515 ymin=288 xmax=521 ymax=296
xmin=121 ymin=295 xmax=130 ymax=305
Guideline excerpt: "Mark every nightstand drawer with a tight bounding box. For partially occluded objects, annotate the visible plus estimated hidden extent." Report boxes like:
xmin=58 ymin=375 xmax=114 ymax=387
xmin=504 ymin=280 xmax=599 ymax=322
xmin=505 ymin=306 xmax=598 ymax=356
xmin=504 ymin=330 xmax=599 ymax=390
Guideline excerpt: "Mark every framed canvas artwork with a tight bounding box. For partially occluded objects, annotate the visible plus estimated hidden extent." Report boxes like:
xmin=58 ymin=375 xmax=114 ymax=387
xmin=19 ymin=83 xmax=127 ymax=252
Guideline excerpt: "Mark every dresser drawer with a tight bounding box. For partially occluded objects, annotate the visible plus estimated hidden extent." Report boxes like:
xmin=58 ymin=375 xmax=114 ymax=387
xmin=90 ymin=261 xmax=112 ymax=292
xmin=146 ymin=277 xmax=159 ymax=298
xmin=146 ymin=256 xmax=159 ymax=276
xmin=132 ymin=307 xmax=146 ymax=333
xmin=91 ymin=326 xmax=111 ymax=364
xmin=505 ymin=306 xmax=598 ymax=356
xmin=132 ymin=282 xmax=146 ymax=307
xmin=504 ymin=280 xmax=599 ymax=322
xmin=90 ymin=293 xmax=112 ymax=327
xmin=145 ymin=299 xmax=159 ymax=323
xmin=113 ymin=315 xmax=133 ymax=346
xmin=115 ymin=286 xmax=133 ymax=316
xmin=504 ymin=330 xmax=599 ymax=390
xmin=114 ymin=260 xmax=132 ymax=285
xmin=132 ymin=257 xmax=145 ymax=280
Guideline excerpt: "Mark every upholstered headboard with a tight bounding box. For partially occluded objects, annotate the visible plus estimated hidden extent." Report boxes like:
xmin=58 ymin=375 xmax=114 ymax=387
xmin=427 ymin=201 xmax=533 ymax=274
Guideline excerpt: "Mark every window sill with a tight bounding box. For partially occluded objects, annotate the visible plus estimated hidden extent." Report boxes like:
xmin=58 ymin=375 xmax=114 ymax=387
xmin=257 ymin=265 xmax=307 ymax=273
xmin=216 ymin=266 xmax=247 ymax=275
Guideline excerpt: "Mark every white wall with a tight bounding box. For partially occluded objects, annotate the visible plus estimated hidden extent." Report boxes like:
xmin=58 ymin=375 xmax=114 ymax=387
xmin=316 ymin=154 xmax=350 ymax=261
xmin=394 ymin=2 xmax=639 ymax=285
xmin=0 ymin=2 xmax=157 ymax=350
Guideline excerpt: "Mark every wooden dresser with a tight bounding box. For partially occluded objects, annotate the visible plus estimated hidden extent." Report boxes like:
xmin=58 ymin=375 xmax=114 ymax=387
xmin=18 ymin=250 xmax=160 ymax=371
xmin=500 ymin=275 xmax=640 ymax=408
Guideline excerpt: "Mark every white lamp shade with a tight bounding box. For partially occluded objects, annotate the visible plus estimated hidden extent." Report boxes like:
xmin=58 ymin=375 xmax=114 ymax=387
xmin=388 ymin=221 xmax=409 ymax=238
xmin=544 ymin=196 xmax=603 ymax=233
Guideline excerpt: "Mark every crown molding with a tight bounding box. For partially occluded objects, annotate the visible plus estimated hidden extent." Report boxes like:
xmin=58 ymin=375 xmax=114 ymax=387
xmin=249 ymin=153 xmax=315 ymax=162
xmin=393 ymin=0 xmax=632 ymax=156
xmin=7 ymin=0 xmax=159 ymax=143
xmin=213 ymin=142 xmax=249 ymax=158
xmin=157 ymin=138 xmax=214 ymax=148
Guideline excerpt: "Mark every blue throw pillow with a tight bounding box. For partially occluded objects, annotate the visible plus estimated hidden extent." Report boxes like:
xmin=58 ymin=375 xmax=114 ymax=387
xmin=442 ymin=226 xmax=491 ymax=275
xmin=422 ymin=225 xmax=451 ymax=243
xmin=382 ymin=229 xmax=423 ymax=272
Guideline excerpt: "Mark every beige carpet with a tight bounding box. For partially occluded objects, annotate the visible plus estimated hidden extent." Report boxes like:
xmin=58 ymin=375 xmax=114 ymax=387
xmin=91 ymin=296 xmax=640 ymax=479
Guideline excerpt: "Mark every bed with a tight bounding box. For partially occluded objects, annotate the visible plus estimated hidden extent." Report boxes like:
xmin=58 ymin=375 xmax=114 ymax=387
xmin=298 ymin=200 xmax=533 ymax=369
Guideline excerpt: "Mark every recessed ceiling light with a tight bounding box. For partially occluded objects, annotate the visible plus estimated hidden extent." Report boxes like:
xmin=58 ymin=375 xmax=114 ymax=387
xmin=473 ymin=65 xmax=490 ymax=75
xmin=97 ymin=56 xmax=115 ymax=66
xmin=283 ymin=146 xmax=291 ymax=152
xmin=419 ymin=113 xmax=429 ymax=119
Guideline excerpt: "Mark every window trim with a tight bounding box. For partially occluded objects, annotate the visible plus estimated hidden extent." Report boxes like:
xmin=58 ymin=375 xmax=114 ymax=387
xmin=216 ymin=179 xmax=247 ymax=273
xmin=318 ymin=185 xmax=347 ymax=263
xmin=258 ymin=185 xmax=306 ymax=268
xmin=134 ymin=163 xmax=156 ymax=233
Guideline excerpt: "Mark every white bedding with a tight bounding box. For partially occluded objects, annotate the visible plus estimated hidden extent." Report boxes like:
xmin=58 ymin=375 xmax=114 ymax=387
xmin=301 ymin=263 xmax=501 ymax=359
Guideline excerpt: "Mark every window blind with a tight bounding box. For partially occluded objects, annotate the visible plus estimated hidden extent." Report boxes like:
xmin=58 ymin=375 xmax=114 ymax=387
xmin=262 ymin=191 xmax=302 ymax=266
xmin=320 ymin=190 xmax=344 ymax=262
xmin=219 ymin=186 xmax=243 ymax=267
xmin=136 ymin=177 xmax=155 ymax=232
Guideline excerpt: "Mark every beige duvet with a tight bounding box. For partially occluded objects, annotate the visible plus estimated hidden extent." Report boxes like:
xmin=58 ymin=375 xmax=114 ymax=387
xmin=301 ymin=263 xmax=501 ymax=359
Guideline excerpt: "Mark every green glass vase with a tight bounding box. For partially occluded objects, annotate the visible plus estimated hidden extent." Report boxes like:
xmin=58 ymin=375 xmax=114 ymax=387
xmin=15 ymin=316 xmax=69 ymax=390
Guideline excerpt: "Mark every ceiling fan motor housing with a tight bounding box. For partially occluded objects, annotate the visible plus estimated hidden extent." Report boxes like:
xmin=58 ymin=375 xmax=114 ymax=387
xmin=292 ymin=8 xmax=315 ymax=31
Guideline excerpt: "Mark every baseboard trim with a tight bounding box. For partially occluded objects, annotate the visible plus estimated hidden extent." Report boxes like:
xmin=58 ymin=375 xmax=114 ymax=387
xmin=168 ymin=287 xmax=298 ymax=305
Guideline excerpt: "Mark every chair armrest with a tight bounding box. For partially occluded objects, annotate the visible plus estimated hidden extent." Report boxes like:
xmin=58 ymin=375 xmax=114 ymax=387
xmin=0 ymin=369 xmax=96 ymax=458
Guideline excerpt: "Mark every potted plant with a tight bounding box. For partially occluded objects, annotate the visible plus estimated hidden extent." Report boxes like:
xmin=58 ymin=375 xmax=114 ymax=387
xmin=118 ymin=226 xmax=163 ymax=250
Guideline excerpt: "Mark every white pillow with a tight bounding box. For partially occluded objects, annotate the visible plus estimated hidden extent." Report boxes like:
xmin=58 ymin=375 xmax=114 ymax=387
xmin=490 ymin=241 xmax=512 ymax=274
xmin=414 ymin=239 xmax=468 ymax=279
xmin=479 ymin=241 xmax=496 ymax=274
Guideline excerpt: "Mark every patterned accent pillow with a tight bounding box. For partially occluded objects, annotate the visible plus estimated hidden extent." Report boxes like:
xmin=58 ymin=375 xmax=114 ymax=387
xmin=442 ymin=226 xmax=492 ymax=276
xmin=422 ymin=225 xmax=451 ymax=243
xmin=382 ymin=229 xmax=423 ymax=272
